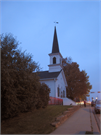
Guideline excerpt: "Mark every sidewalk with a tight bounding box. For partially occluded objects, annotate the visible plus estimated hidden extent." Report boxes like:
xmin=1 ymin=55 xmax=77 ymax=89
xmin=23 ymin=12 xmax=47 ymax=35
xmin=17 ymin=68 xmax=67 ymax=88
xmin=50 ymin=106 xmax=99 ymax=134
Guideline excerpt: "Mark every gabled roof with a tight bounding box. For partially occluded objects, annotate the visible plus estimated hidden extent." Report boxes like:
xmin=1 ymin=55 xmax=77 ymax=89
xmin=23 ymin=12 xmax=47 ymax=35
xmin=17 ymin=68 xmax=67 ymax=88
xmin=38 ymin=70 xmax=62 ymax=79
xmin=52 ymin=26 xmax=60 ymax=53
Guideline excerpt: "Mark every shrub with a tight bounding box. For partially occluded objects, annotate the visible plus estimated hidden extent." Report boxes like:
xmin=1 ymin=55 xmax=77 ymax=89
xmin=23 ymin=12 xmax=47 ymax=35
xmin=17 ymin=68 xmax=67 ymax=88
xmin=39 ymin=83 xmax=50 ymax=108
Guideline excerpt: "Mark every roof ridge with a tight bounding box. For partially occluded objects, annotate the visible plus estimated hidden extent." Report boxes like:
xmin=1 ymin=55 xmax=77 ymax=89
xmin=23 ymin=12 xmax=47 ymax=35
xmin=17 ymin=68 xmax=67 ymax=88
xmin=38 ymin=70 xmax=61 ymax=79
xmin=38 ymin=70 xmax=48 ymax=72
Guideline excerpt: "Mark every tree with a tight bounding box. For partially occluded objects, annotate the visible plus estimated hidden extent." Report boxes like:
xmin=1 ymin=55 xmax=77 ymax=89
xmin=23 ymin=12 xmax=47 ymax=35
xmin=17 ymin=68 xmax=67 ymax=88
xmin=1 ymin=33 xmax=47 ymax=120
xmin=1 ymin=33 xmax=21 ymax=119
xmin=62 ymin=57 xmax=92 ymax=100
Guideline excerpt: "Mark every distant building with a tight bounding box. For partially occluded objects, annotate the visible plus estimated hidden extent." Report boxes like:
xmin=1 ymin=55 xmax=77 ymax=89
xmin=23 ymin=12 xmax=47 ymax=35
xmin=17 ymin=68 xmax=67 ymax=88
xmin=38 ymin=27 xmax=67 ymax=98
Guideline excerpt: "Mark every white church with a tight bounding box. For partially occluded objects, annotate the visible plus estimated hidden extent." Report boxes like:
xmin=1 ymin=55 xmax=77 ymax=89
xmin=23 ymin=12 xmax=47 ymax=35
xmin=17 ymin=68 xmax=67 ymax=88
xmin=38 ymin=26 xmax=76 ymax=105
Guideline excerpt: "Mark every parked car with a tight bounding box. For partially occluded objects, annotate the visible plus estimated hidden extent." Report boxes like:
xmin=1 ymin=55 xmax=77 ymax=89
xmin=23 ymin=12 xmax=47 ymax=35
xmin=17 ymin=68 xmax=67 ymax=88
xmin=91 ymin=100 xmax=95 ymax=107
xmin=94 ymin=100 xmax=101 ymax=114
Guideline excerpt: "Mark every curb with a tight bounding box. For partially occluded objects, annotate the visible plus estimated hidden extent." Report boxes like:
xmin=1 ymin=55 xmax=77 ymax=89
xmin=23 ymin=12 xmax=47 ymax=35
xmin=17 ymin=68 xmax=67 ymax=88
xmin=51 ymin=105 xmax=80 ymax=128
xmin=93 ymin=108 xmax=100 ymax=133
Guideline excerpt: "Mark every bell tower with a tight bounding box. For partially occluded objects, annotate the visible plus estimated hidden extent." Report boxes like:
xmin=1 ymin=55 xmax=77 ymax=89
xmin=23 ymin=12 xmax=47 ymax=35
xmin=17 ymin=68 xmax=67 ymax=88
xmin=48 ymin=26 xmax=63 ymax=72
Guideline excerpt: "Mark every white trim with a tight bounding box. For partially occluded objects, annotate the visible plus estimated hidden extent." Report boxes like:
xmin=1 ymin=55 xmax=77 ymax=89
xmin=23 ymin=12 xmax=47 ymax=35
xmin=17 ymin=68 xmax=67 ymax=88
xmin=61 ymin=70 xmax=68 ymax=87
xmin=48 ymin=52 xmax=63 ymax=58
xmin=48 ymin=64 xmax=63 ymax=68
xmin=40 ymin=78 xmax=58 ymax=81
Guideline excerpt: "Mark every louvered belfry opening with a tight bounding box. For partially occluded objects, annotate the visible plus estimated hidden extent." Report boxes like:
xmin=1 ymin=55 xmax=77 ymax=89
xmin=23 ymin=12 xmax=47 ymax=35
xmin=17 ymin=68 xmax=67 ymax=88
xmin=53 ymin=57 xmax=56 ymax=64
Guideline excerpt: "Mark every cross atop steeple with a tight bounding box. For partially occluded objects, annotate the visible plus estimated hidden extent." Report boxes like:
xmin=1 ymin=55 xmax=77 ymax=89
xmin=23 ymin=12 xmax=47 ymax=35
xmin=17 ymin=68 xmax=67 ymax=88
xmin=52 ymin=26 xmax=60 ymax=53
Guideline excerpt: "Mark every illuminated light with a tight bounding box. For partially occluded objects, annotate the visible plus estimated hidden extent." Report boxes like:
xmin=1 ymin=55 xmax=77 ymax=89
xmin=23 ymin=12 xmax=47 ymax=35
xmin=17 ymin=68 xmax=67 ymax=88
xmin=98 ymin=91 xmax=101 ymax=93
xmin=87 ymin=101 xmax=91 ymax=103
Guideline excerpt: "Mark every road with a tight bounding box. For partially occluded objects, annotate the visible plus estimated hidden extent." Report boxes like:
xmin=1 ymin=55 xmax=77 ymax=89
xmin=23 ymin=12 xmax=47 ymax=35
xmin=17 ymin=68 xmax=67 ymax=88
xmin=96 ymin=114 xmax=100 ymax=121
xmin=91 ymin=107 xmax=100 ymax=120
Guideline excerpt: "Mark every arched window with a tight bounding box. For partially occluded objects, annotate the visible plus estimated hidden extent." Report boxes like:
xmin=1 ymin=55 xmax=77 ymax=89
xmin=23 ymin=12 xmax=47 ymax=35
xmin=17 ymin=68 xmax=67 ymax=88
xmin=57 ymin=87 xmax=60 ymax=97
xmin=63 ymin=90 xmax=65 ymax=97
xmin=53 ymin=57 xmax=56 ymax=64
xmin=60 ymin=58 xmax=62 ymax=64
xmin=61 ymin=91 xmax=63 ymax=98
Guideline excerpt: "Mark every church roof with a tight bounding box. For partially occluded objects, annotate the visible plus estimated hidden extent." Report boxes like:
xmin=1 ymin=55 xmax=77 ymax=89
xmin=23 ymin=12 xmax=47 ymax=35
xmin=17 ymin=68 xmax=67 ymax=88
xmin=52 ymin=26 xmax=60 ymax=53
xmin=38 ymin=70 xmax=61 ymax=79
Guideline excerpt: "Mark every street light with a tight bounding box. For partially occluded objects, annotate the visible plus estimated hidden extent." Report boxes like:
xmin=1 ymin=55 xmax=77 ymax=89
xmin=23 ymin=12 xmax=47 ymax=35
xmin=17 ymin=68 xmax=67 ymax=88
xmin=97 ymin=91 xmax=101 ymax=100
xmin=90 ymin=92 xmax=95 ymax=101
xmin=95 ymin=97 xmax=98 ymax=103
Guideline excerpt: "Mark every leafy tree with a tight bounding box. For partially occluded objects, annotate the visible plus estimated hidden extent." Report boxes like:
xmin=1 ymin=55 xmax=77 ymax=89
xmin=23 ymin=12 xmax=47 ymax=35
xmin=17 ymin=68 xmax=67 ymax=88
xmin=1 ymin=33 xmax=50 ymax=120
xmin=1 ymin=33 xmax=21 ymax=119
xmin=62 ymin=58 xmax=92 ymax=101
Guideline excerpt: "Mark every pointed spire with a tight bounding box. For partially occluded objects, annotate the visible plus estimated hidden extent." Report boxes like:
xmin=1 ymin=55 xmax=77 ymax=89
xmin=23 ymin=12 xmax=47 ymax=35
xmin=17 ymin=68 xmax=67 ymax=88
xmin=52 ymin=26 xmax=60 ymax=53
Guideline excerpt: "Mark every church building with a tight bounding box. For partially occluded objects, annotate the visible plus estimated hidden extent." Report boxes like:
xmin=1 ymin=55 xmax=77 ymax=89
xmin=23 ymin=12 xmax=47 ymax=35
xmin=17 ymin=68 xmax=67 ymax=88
xmin=39 ymin=26 xmax=68 ymax=98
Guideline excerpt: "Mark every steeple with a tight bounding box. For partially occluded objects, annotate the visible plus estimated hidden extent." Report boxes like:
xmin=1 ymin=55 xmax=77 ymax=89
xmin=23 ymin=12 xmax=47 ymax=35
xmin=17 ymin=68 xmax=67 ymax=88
xmin=48 ymin=26 xmax=63 ymax=72
xmin=52 ymin=26 xmax=60 ymax=53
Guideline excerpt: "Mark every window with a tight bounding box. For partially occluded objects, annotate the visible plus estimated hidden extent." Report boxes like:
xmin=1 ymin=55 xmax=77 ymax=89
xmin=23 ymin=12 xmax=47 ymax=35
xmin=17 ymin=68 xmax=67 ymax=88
xmin=61 ymin=91 xmax=63 ymax=98
xmin=57 ymin=87 xmax=60 ymax=97
xmin=63 ymin=90 xmax=65 ymax=97
xmin=53 ymin=57 xmax=56 ymax=64
xmin=60 ymin=58 xmax=62 ymax=64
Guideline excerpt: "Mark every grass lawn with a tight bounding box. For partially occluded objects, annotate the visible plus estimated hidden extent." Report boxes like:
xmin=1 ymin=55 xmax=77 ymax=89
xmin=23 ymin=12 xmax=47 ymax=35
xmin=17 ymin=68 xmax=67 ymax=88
xmin=1 ymin=105 xmax=72 ymax=134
